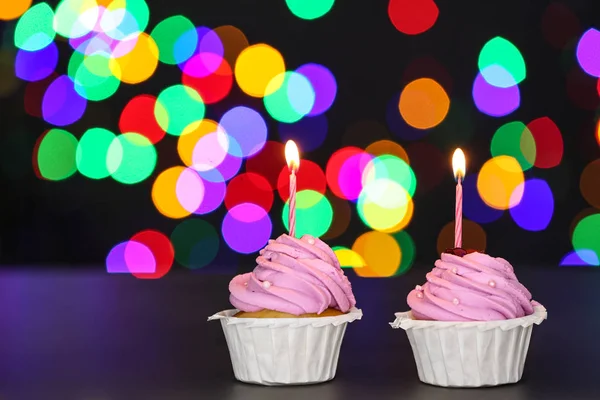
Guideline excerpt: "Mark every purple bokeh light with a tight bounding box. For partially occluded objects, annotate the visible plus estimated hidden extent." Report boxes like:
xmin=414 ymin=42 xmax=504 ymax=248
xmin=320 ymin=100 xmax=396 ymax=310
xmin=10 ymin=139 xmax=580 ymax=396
xmin=222 ymin=203 xmax=272 ymax=254
xmin=472 ymin=70 xmax=520 ymax=117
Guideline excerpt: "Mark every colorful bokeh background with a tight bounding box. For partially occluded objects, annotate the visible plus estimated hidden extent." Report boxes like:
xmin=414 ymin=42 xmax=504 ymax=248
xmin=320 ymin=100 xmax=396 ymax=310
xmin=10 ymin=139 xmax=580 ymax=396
xmin=1 ymin=0 xmax=600 ymax=278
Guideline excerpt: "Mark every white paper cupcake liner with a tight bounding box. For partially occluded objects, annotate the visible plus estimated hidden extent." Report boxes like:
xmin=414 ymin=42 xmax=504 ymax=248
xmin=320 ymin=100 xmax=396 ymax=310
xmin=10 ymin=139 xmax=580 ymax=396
xmin=390 ymin=304 xmax=547 ymax=387
xmin=208 ymin=307 xmax=362 ymax=386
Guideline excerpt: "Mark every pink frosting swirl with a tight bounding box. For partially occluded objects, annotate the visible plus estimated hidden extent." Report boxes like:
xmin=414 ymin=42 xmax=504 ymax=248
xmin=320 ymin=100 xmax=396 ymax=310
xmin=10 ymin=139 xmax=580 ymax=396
xmin=407 ymin=252 xmax=534 ymax=321
xmin=229 ymin=234 xmax=356 ymax=315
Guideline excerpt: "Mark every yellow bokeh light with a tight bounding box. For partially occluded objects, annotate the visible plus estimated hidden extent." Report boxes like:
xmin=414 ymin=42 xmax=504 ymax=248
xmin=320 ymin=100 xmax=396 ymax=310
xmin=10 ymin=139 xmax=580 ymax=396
xmin=359 ymin=179 xmax=413 ymax=232
xmin=234 ymin=44 xmax=285 ymax=97
xmin=477 ymin=155 xmax=524 ymax=210
xmin=177 ymin=119 xmax=220 ymax=167
xmin=399 ymin=78 xmax=450 ymax=130
xmin=352 ymin=231 xmax=401 ymax=277
xmin=0 ymin=0 xmax=32 ymax=20
xmin=151 ymin=167 xmax=192 ymax=219
xmin=109 ymin=33 xmax=159 ymax=84
xmin=365 ymin=140 xmax=410 ymax=164
xmin=334 ymin=247 xmax=366 ymax=268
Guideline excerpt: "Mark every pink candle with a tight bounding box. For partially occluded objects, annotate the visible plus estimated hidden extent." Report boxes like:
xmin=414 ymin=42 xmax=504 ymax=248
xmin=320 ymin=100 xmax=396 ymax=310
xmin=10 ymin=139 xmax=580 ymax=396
xmin=455 ymin=178 xmax=463 ymax=248
xmin=285 ymin=141 xmax=300 ymax=238
xmin=452 ymin=149 xmax=466 ymax=248
xmin=289 ymin=170 xmax=297 ymax=238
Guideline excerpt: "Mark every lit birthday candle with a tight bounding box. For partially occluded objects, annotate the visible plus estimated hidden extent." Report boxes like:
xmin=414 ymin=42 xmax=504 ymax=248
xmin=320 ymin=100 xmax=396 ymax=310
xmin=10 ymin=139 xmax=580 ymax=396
xmin=452 ymin=148 xmax=466 ymax=248
xmin=285 ymin=140 xmax=300 ymax=238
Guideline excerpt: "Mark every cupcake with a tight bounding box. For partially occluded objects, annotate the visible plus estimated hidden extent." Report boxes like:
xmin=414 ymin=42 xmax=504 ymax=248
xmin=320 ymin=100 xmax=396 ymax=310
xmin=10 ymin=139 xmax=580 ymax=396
xmin=391 ymin=248 xmax=547 ymax=387
xmin=209 ymin=234 xmax=362 ymax=386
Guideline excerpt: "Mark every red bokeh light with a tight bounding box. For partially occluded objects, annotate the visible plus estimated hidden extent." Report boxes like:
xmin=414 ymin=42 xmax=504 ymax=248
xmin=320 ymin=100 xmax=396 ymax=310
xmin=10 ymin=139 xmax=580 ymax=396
xmin=277 ymin=159 xmax=327 ymax=201
xmin=245 ymin=141 xmax=286 ymax=190
xmin=182 ymin=59 xmax=233 ymax=104
xmin=119 ymin=95 xmax=166 ymax=144
xmin=388 ymin=0 xmax=439 ymax=35
xmin=325 ymin=146 xmax=363 ymax=199
xmin=130 ymin=230 xmax=175 ymax=279
xmin=224 ymin=172 xmax=274 ymax=212
xmin=527 ymin=117 xmax=564 ymax=168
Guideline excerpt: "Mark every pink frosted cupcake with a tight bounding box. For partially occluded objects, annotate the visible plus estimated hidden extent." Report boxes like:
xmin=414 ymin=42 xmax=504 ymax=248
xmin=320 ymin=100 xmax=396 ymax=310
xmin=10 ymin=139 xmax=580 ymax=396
xmin=391 ymin=249 xmax=547 ymax=387
xmin=210 ymin=234 xmax=362 ymax=386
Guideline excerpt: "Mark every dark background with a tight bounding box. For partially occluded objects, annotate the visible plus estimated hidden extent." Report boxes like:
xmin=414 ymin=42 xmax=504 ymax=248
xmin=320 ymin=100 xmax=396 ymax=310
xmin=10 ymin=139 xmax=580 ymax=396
xmin=1 ymin=0 xmax=599 ymax=269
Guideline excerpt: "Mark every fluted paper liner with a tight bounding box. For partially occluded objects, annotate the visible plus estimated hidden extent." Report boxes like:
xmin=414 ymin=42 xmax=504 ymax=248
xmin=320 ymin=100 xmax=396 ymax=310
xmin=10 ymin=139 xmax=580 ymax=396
xmin=390 ymin=304 xmax=547 ymax=387
xmin=209 ymin=307 xmax=362 ymax=386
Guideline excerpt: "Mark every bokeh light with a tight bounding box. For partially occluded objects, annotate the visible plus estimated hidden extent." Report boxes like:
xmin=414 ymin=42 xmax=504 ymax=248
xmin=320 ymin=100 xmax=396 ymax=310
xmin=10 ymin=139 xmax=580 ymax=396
xmin=295 ymin=63 xmax=337 ymax=116
xmin=155 ymin=84 xmax=205 ymax=136
xmin=34 ymin=128 xmax=78 ymax=181
xmin=399 ymin=78 xmax=449 ymax=130
xmin=541 ymin=2 xmax=580 ymax=50
xmin=223 ymin=203 xmax=272 ymax=254
xmin=264 ymin=71 xmax=315 ymax=123
xmin=462 ymin=173 xmax=504 ymax=224
xmin=472 ymin=69 xmax=520 ymax=117
xmin=393 ymin=230 xmax=416 ymax=276
xmin=388 ymin=0 xmax=439 ymax=35
xmin=576 ymin=28 xmax=600 ymax=77
xmin=76 ymin=127 xmax=115 ymax=179
xmin=130 ymin=230 xmax=175 ymax=279
xmin=0 ymin=0 xmax=32 ymax=21
xmin=150 ymin=15 xmax=196 ymax=65
xmin=171 ymin=219 xmax=220 ymax=268
xmin=560 ymin=250 xmax=599 ymax=267
xmin=333 ymin=246 xmax=366 ymax=269
xmin=572 ymin=213 xmax=600 ymax=265
xmin=527 ymin=117 xmax=563 ymax=168
xmin=42 ymin=75 xmax=87 ymax=126
xmin=70 ymin=52 xmax=120 ymax=101
xmin=15 ymin=42 xmax=58 ymax=82
xmin=109 ymin=33 xmax=159 ymax=84
xmin=152 ymin=167 xmax=203 ymax=219
xmin=282 ymin=190 xmax=333 ymax=238
xmin=386 ymin=92 xmax=429 ymax=141
xmin=352 ymin=231 xmax=401 ymax=277
xmin=224 ymin=173 xmax=273 ymax=212
xmin=490 ymin=121 xmax=536 ymax=171
xmin=14 ymin=2 xmax=55 ymax=52
xmin=477 ymin=155 xmax=524 ymax=210
xmin=277 ymin=159 xmax=327 ymax=201
xmin=478 ymin=36 xmax=526 ymax=87
xmin=213 ymin=25 xmax=248 ymax=66
xmin=580 ymin=159 xmax=600 ymax=209
xmin=107 ymin=133 xmax=157 ymax=184
xmin=234 ymin=44 xmax=285 ymax=97
xmin=509 ymin=179 xmax=554 ymax=231
xmin=182 ymin=54 xmax=233 ymax=104
xmin=322 ymin=193 xmax=351 ymax=240
xmin=106 ymin=240 xmax=156 ymax=274
xmin=219 ymin=106 xmax=267 ymax=157
xmin=285 ymin=0 xmax=335 ymax=20
xmin=437 ymin=219 xmax=487 ymax=254
xmin=119 ymin=95 xmax=166 ymax=144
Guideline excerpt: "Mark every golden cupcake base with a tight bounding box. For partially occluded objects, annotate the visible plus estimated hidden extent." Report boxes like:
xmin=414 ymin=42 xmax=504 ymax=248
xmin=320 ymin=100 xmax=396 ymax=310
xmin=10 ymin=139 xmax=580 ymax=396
xmin=234 ymin=308 xmax=345 ymax=318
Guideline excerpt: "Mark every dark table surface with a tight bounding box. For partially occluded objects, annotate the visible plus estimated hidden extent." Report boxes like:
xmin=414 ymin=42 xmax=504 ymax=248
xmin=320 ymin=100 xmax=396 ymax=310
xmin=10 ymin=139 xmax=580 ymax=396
xmin=0 ymin=264 xmax=594 ymax=400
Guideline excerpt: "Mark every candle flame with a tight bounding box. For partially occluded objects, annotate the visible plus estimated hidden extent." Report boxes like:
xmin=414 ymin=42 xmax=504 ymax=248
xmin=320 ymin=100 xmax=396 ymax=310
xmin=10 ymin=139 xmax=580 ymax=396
xmin=285 ymin=140 xmax=300 ymax=171
xmin=452 ymin=148 xmax=466 ymax=180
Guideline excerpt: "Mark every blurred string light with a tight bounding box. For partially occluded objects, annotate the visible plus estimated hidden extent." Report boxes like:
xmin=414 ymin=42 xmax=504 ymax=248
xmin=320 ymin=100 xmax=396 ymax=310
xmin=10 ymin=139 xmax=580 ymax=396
xmin=285 ymin=0 xmax=335 ymax=20
xmin=473 ymin=36 xmax=525 ymax=117
xmin=12 ymin=0 xmax=571 ymax=277
xmin=387 ymin=0 xmax=439 ymax=35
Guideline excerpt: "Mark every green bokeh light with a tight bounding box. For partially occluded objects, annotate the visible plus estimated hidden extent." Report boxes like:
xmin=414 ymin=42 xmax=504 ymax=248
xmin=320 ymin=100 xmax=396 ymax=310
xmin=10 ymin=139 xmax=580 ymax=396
xmin=150 ymin=15 xmax=195 ymax=65
xmin=282 ymin=190 xmax=333 ymax=238
xmin=72 ymin=53 xmax=120 ymax=101
xmin=365 ymin=155 xmax=417 ymax=196
xmin=53 ymin=0 xmax=95 ymax=39
xmin=170 ymin=219 xmax=219 ymax=269
xmin=76 ymin=128 xmax=116 ymax=179
xmin=285 ymin=0 xmax=335 ymax=20
xmin=264 ymin=71 xmax=315 ymax=123
xmin=14 ymin=2 xmax=56 ymax=51
xmin=478 ymin=36 xmax=526 ymax=87
xmin=155 ymin=84 xmax=205 ymax=136
xmin=36 ymin=128 xmax=78 ymax=181
xmin=123 ymin=0 xmax=150 ymax=36
xmin=392 ymin=230 xmax=416 ymax=276
xmin=572 ymin=214 xmax=600 ymax=264
xmin=106 ymin=133 xmax=157 ymax=184
xmin=490 ymin=121 xmax=536 ymax=171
